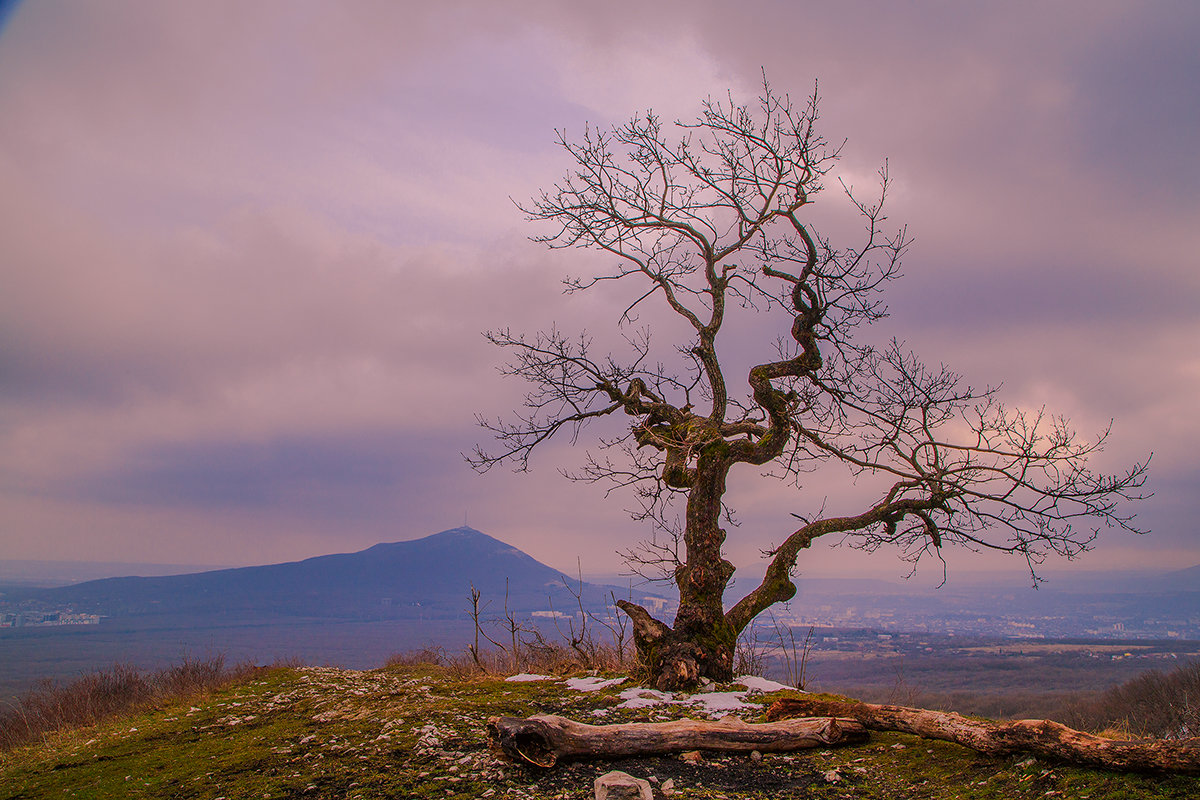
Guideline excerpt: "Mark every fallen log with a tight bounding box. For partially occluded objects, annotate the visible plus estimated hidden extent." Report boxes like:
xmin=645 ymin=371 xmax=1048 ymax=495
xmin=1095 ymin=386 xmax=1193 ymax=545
xmin=766 ymin=697 xmax=1200 ymax=774
xmin=487 ymin=713 xmax=868 ymax=767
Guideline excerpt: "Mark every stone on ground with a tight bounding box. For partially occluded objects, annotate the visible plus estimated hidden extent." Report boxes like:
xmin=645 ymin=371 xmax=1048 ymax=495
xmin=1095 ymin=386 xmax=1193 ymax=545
xmin=594 ymin=769 xmax=654 ymax=800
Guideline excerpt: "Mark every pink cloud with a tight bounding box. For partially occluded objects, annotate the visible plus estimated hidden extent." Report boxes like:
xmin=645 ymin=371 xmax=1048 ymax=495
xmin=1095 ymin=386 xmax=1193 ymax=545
xmin=0 ymin=0 xmax=1194 ymax=583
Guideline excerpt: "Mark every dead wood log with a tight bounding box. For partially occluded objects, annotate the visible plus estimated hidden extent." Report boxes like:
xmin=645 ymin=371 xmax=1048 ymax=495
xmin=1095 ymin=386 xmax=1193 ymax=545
xmin=487 ymin=713 xmax=868 ymax=767
xmin=766 ymin=697 xmax=1200 ymax=774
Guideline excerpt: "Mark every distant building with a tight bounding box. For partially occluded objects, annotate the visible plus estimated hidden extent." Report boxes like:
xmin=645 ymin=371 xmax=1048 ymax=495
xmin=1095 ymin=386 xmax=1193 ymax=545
xmin=644 ymin=597 xmax=671 ymax=613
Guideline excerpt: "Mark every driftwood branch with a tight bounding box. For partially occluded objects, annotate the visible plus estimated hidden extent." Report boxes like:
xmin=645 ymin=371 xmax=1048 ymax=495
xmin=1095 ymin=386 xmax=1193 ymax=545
xmin=767 ymin=697 xmax=1200 ymax=774
xmin=487 ymin=713 xmax=868 ymax=767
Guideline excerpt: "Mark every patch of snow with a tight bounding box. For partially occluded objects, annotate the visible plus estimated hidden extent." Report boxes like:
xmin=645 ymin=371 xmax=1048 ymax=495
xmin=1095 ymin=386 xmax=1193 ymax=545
xmin=504 ymin=673 xmax=555 ymax=682
xmin=616 ymin=687 xmax=680 ymax=709
xmin=603 ymin=676 xmax=798 ymax=716
xmin=685 ymin=691 xmax=755 ymax=714
xmin=565 ymin=676 xmax=627 ymax=692
xmin=736 ymin=675 xmax=797 ymax=693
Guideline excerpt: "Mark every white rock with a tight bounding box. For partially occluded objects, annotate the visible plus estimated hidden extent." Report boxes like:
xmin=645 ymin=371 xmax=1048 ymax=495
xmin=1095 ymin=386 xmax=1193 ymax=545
xmin=594 ymin=770 xmax=654 ymax=800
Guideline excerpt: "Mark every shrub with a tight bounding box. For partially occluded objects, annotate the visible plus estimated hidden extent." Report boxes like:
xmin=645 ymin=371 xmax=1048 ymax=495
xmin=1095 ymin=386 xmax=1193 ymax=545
xmin=1060 ymin=659 xmax=1200 ymax=739
xmin=0 ymin=654 xmax=258 ymax=751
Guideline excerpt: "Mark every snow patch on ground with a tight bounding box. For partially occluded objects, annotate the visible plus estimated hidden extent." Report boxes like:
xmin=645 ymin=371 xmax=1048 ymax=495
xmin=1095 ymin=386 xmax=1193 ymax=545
xmin=503 ymin=672 xmax=799 ymax=717
xmin=736 ymin=675 xmax=797 ymax=693
xmin=606 ymin=674 xmax=800 ymax=717
xmin=617 ymin=687 xmax=679 ymax=709
xmin=686 ymin=691 xmax=757 ymax=714
xmin=564 ymin=676 xmax=627 ymax=692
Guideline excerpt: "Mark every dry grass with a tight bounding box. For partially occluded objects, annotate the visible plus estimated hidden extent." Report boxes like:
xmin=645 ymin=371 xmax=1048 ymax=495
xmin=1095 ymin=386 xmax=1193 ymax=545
xmin=390 ymin=621 xmax=786 ymax=683
xmin=0 ymin=654 xmax=259 ymax=751
xmin=386 ymin=638 xmax=640 ymax=681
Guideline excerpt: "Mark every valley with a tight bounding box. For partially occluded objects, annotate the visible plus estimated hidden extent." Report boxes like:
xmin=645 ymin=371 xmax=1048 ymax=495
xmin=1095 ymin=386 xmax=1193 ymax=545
xmin=2 ymin=527 xmax=1197 ymax=714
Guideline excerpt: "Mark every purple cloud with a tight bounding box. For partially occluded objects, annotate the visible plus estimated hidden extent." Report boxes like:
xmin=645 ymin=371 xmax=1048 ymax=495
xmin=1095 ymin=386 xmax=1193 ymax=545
xmin=0 ymin=1 xmax=1194 ymax=582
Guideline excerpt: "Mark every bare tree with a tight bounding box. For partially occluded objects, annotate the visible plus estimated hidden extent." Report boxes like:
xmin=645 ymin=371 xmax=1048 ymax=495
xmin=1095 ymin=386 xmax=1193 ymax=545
xmin=469 ymin=77 xmax=1148 ymax=690
xmin=467 ymin=583 xmax=505 ymax=671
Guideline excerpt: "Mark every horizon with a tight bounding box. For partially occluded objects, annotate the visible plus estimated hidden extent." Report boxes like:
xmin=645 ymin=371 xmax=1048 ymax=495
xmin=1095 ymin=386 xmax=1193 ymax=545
xmin=4 ymin=525 xmax=1197 ymax=593
xmin=1 ymin=3 xmax=1197 ymax=583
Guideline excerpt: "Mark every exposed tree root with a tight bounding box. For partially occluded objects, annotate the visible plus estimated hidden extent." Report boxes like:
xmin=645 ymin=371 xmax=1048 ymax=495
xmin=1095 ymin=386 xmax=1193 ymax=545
xmin=767 ymin=696 xmax=1200 ymax=774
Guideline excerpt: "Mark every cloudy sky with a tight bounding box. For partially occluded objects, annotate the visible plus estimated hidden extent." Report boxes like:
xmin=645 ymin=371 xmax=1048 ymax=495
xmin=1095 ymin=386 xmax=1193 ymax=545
xmin=1 ymin=1 xmax=1197 ymax=587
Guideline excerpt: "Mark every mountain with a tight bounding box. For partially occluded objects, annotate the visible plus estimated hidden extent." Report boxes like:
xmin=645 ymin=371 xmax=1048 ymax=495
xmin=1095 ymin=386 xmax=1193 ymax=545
xmin=9 ymin=527 xmax=661 ymax=623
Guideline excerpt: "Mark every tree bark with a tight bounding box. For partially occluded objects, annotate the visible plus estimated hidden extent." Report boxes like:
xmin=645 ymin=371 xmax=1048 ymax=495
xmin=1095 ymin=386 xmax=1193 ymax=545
xmin=767 ymin=697 xmax=1200 ymax=774
xmin=487 ymin=713 xmax=868 ymax=767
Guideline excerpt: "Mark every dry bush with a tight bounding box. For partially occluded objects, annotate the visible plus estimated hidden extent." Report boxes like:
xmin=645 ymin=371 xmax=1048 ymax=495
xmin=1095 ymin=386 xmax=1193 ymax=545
xmin=388 ymin=638 xmax=640 ymax=682
xmin=384 ymin=647 xmax=449 ymax=668
xmin=1059 ymin=659 xmax=1200 ymax=739
xmin=732 ymin=616 xmax=815 ymax=688
xmin=436 ymin=582 xmax=642 ymax=681
xmin=734 ymin=628 xmax=768 ymax=678
xmin=0 ymin=654 xmax=258 ymax=752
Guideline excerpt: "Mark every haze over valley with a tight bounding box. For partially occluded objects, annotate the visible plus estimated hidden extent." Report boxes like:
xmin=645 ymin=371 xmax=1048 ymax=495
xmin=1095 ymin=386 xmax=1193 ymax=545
xmin=3 ymin=527 xmax=1197 ymax=705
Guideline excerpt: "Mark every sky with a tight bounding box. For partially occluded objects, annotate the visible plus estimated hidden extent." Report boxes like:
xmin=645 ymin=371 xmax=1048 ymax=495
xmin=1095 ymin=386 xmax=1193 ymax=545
xmin=1 ymin=1 xmax=1198 ymax=589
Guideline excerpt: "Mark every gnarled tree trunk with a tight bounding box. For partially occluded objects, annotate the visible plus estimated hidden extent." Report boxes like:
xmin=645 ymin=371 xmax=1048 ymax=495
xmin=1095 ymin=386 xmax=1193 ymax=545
xmin=767 ymin=697 xmax=1200 ymax=774
xmin=617 ymin=450 xmax=740 ymax=691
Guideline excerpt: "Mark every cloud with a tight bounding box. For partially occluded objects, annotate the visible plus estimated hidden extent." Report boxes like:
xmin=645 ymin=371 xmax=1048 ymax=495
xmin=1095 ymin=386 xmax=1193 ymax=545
xmin=0 ymin=0 xmax=1194 ymax=580
xmin=62 ymin=431 xmax=442 ymax=518
xmin=1069 ymin=5 xmax=1200 ymax=203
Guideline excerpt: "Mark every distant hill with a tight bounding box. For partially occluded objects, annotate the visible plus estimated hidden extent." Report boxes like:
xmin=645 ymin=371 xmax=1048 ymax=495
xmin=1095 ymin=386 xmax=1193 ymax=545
xmin=1157 ymin=564 xmax=1200 ymax=593
xmin=9 ymin=527 xmax=664 ymax=623
xmin=0 ymin=559 xmax=233 ymax=588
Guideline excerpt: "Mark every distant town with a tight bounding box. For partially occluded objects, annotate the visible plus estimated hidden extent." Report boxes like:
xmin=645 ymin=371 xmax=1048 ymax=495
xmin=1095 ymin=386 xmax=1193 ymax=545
xmin=769 ymin=600 xmax=1200 ymax=641
xmin=0 ymin=610 xmax=101 ymax=628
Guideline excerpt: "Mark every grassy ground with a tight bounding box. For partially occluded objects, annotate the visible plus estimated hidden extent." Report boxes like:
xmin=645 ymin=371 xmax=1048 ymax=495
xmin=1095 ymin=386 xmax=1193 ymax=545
xmin=1 ymin=663 xmax=1196 ymax=799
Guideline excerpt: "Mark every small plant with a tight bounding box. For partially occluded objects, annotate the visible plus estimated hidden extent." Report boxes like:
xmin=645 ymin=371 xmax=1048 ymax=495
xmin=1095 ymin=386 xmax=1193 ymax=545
xmin=466 ymin=583 xmax=510 ymax=672
xmin=768 ymin=613 xmax=815 ymax=691
xmin=550 ymin=565 xmax=633 ymax=669
xmin=461 ymin=580 xmax=641 ymax=677
xmin=733 ymin=614 xmax=815 ymax=688
xmin=384 ymin=646 xmax=448 ymax=668
xmin=733 ymin=624 xmax=768 ymax=677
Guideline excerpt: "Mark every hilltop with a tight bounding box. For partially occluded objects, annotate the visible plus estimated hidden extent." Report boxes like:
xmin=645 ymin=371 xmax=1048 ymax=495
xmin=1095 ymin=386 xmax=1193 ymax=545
xmin=2 ymin=663 xmax=1197 ymax=799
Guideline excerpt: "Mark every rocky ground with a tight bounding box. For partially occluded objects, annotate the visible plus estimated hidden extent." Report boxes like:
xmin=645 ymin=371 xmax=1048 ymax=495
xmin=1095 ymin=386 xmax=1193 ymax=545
xmin=1 ymin=663 xmax=1197 ymax=799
